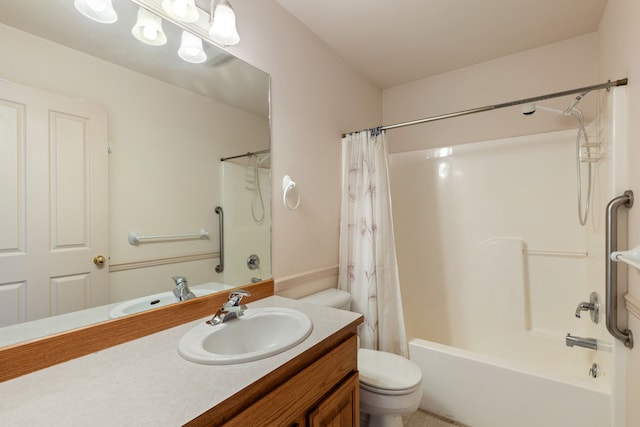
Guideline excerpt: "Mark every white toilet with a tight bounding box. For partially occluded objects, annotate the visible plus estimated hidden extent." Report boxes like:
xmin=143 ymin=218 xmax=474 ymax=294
xmin=299 ymin=289 xmax=423 ymax=427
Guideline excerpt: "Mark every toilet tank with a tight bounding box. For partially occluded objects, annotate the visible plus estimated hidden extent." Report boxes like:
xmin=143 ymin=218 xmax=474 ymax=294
xmin=299 ymin=288 xmax=351 ymax=311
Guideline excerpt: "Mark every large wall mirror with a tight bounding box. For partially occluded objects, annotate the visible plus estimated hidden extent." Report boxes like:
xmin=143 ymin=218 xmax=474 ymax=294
xmin=0 ymin=0 xmax=271 ymax=348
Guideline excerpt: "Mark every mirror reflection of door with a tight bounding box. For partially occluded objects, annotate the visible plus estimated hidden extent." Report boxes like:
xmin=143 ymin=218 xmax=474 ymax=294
xmin=0 ymin=80 xmax=109 ymax=326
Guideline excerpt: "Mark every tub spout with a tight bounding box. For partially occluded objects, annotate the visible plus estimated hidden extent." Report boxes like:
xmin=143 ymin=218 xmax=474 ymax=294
xmin=565 ymin=333 xmax=598 ymax=350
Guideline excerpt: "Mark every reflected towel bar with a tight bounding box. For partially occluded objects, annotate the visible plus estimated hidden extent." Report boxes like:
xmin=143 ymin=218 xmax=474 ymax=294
xmin=605 ymin=190 xmax=634 ymax=349
xmin=524 ymin=249 xmax=588 ymax=258
xmin=128 ymin=229 xmax=209 ymax=245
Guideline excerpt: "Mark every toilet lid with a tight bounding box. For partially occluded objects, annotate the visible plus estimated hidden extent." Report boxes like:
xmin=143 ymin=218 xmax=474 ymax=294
xmin=358 ymin=349 xmax=422 ymax=393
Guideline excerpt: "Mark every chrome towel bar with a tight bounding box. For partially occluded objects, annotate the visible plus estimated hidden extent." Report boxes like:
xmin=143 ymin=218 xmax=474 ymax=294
xmin=605 ymin=190 xmax=634 ymax=349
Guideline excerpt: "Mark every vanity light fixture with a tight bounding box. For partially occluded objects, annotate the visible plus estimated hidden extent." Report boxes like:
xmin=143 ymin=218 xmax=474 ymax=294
xmin=132 ymin=7 xmax=167 ymax=46
xmin=178 ymin=31 xmax=207 ymax=63
xmin=161 ymin=0 xmax=199 ymax=23
xmin=209 ymin=0 xmax=240 ymax=46
xmin=74 ymin=0 xmax=118 ymax=24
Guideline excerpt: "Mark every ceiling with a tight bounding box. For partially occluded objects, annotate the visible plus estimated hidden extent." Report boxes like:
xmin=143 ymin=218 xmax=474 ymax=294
xmin=273 ymin=0 xmax=609 ymax=89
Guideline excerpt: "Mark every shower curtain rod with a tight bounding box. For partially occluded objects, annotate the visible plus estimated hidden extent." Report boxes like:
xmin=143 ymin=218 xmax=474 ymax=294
xmin=220 ymin=149 xmax=270 ymax=162
xmin=342 ymin=78 xmax=628 ymax=137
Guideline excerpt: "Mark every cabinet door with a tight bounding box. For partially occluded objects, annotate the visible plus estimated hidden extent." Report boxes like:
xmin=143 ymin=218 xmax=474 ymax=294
xmin=308 ymin=373 xmax=359 ymax=427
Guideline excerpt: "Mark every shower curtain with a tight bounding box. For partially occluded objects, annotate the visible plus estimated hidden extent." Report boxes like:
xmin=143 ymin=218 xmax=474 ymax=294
xmin=339 ymin=129 xmax=408 ymax=357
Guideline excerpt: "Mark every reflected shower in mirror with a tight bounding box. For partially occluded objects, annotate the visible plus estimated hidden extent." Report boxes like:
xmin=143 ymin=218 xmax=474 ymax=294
xmin=0 ymin=0 xmax=270 ymax=347
xmin=220 ymin=150 xmax=272 ymax=285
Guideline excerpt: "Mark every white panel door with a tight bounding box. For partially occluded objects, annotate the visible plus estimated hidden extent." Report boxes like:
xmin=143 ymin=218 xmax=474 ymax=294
xmin=0 ymin=80 xmax=108 ymax=326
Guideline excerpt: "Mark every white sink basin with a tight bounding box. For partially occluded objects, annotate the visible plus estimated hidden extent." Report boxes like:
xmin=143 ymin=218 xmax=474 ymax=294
xmin=178 ymin=307 xmax=313 ymax=365
xmin=109 ymin=289 xmax=214 ymax=319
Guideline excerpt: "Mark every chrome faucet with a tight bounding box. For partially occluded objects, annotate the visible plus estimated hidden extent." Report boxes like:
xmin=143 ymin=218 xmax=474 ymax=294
xmin=565 ymin=333 xmax=598 ymax=350
xmin=206 ymin=289 xmax=252 ymax=326
xmin=574 ymin=292 xmax=599 ymax=323
xmin=575 ymin=302 xmax=595 ymax=318
xmin=172 ymin=276 xmax=196 ymax=301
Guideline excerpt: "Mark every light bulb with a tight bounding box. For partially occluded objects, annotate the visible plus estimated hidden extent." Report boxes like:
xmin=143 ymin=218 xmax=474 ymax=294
xmin=142 ymin=26 xmax=158 ymax=41
xmin=74 ymin=0 xmax=118 ymax=24
xmin=209 ymin=0 xmax=240 ymax=46
xmin=172 ymin=0 xmax=188 ymax=17
xmin=86 ymin=0 xmax=108 ymax=12
xmin=178 ymin=31 xmax=207 ymax=64
xmin=161 ymin=0 xmax=199 ymax=23
xmin=131 ymin=7 xmax=167 ymax=46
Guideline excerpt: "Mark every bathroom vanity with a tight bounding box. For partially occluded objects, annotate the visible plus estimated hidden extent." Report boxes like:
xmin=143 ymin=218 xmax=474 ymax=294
xmin=195 ymin=329 xmax=360 ymax=426
xmin=0 ymin=295 xmax=362 ymax=426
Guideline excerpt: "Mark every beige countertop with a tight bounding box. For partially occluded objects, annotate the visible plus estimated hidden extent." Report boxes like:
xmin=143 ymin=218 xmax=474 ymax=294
xmin=0 ymin=295 xmax=361 ymax=426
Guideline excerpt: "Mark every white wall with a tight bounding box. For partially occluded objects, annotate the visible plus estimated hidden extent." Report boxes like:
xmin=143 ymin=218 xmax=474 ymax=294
xmin=389 ymin=128 xmax=610 ymax=385
xmin=598 ymin=1 xmax=640 ymax=425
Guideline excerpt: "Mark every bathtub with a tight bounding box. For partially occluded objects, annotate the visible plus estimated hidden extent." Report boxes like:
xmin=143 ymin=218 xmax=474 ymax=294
xmin=389 ymin=129 xmax=618 ymax=426
xmin=388 ymin=88 xmax=631 ymax=426
xmin=409 ymin=338 xmax=611 ymax=427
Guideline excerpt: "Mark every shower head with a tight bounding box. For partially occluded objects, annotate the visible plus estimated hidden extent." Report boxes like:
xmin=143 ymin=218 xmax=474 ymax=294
xmin=521 ymin=103 xmax=568 ymax=116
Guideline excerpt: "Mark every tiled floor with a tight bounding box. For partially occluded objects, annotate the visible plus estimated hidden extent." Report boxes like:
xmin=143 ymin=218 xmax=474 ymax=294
xmin=403 ymin=409 xmax=466 ymax=427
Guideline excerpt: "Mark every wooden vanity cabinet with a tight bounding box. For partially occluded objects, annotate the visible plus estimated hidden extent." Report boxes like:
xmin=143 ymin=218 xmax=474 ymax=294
xmin=306 ymin=373 xmax=359 ymax=426
xmin=186 ymin=322 xmax=361 ymax=427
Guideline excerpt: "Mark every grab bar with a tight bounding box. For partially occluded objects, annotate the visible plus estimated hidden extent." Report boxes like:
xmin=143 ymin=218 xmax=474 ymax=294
xmin=215 ymin=206 xmax=224 ymax=273
xmin=128 ymin=229 xmax=208 ymax=245
xmin=605 ymin=190 xmax=634 ymax=348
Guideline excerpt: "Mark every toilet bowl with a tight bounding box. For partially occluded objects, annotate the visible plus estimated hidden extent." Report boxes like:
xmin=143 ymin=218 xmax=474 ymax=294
xmin=299 ymin=288 xmax=423 ymax=427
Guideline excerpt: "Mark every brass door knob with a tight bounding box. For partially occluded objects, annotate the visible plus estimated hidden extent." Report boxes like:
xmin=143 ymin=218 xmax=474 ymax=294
xmin=93 ymin=255 xmax=106 ymax=266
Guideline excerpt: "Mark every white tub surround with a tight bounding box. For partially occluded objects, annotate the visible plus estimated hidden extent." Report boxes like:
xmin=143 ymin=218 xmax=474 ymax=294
xmin=0 ymin=296 xmax=362 ymax=426
xmin=390 ymin=86 xmax=631 ymax=426
xmin=390 ymin=122 xmax=622 ymax=425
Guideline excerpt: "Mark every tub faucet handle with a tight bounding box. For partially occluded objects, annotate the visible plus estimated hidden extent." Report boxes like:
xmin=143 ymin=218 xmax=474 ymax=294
xmin=574 ymin=292 xmax=599 ymax=324
xmin=574 ymin=302 xmax=594 ymax=318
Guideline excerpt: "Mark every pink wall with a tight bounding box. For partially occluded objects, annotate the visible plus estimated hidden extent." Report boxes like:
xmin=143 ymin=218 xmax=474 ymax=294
xmin=223 ymin=1 xmax=381 ymax=281
xmin=382 ymin=33 xmax=599 ymax=153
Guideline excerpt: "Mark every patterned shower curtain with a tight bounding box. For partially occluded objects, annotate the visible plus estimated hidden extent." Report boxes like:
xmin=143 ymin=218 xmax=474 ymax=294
xmin=339 ymin=128 xmax=408 ymax=357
